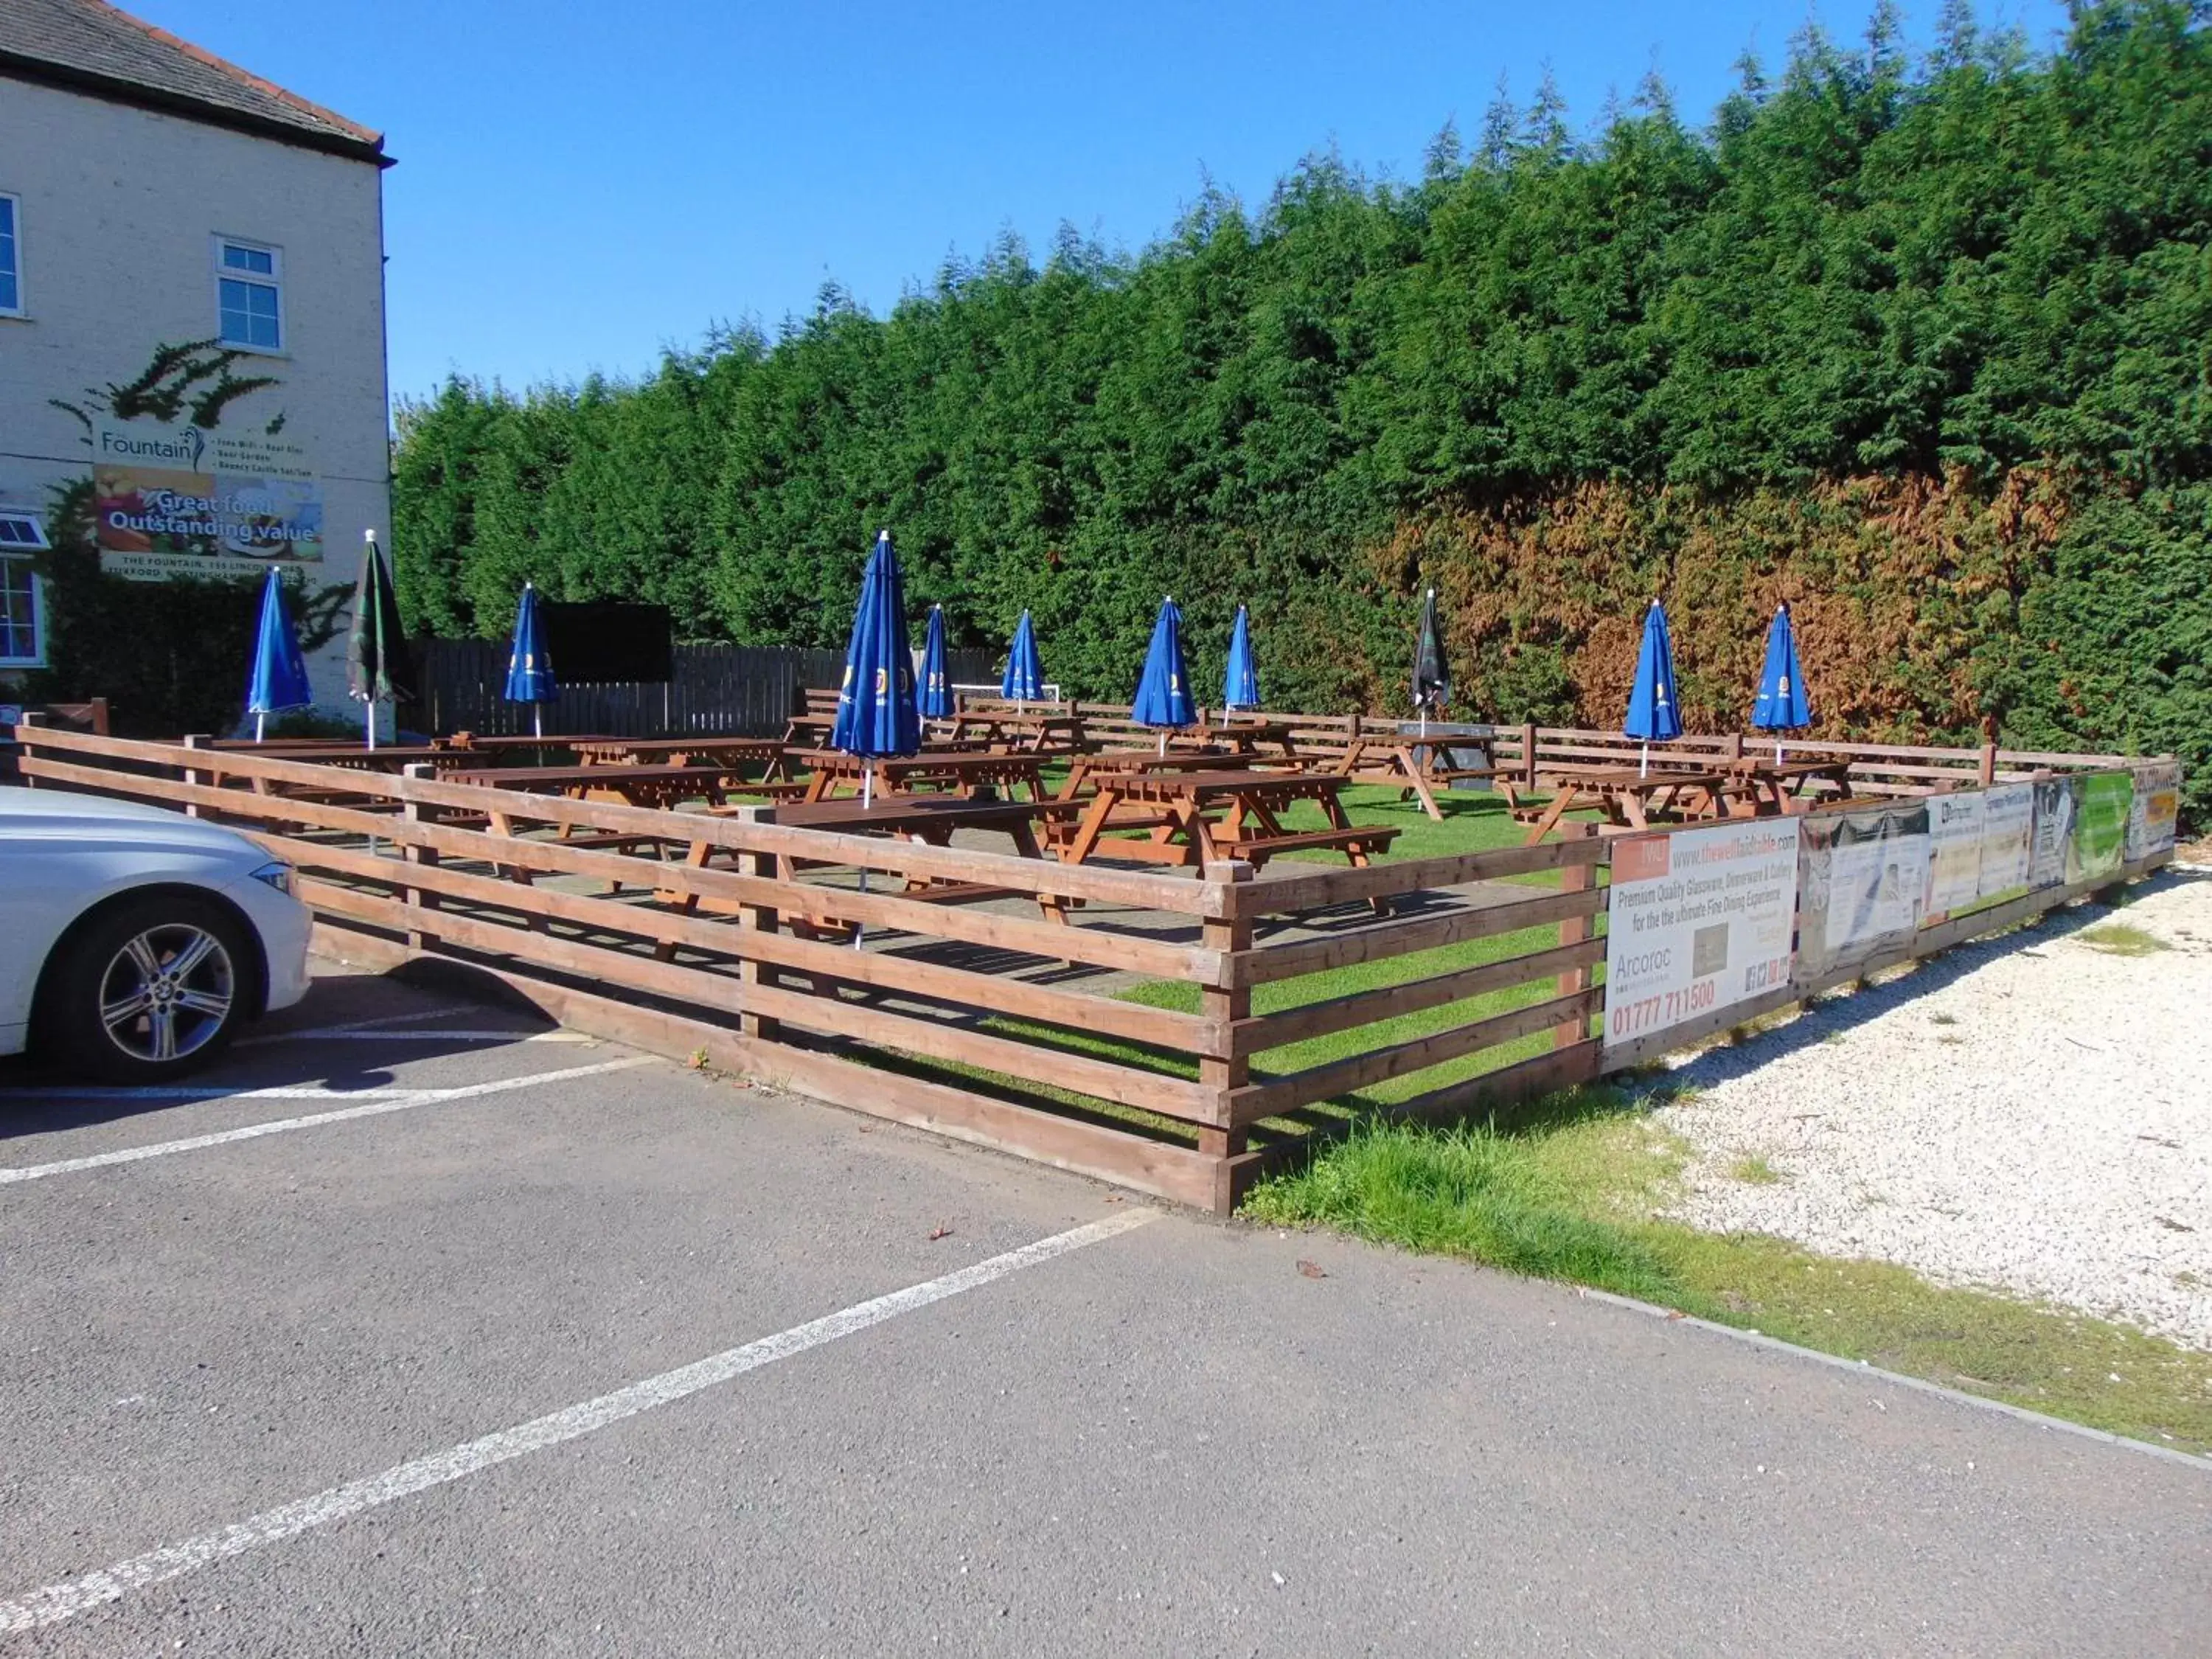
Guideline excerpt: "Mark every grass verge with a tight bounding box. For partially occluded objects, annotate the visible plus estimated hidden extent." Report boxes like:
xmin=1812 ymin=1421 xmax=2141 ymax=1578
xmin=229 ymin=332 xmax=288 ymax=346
xmin=1245 ymin=1094 xmax=2212 ymax=1455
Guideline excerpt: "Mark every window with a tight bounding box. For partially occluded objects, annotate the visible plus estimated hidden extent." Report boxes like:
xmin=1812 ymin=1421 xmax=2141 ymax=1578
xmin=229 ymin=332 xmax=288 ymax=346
xmin=215 ymin=236 xmax=282 ymax=351
xmin=0 ymin=511 xmax=47 ymax=669
xmin=0 ymin=193 xmax=21 ymax=316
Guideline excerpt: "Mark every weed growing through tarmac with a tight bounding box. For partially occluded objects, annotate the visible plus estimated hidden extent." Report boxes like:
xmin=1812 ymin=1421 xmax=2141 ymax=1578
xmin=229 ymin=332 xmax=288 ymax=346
xmin=2079 ymin=922 xmax=2172 ymax=957
xmin=1246 ymin=1088 xmax=2212 ymax=1455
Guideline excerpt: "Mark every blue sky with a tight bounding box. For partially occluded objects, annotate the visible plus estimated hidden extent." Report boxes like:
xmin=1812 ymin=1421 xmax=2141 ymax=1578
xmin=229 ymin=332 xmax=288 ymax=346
xmin=134 ymin=1 xmax=2073 ymax=407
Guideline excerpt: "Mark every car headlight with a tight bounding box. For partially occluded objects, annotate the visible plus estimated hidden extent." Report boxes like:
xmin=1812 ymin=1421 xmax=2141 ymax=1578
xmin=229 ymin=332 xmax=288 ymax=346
xmin=248 ymin=860 xmax=293 ymax=895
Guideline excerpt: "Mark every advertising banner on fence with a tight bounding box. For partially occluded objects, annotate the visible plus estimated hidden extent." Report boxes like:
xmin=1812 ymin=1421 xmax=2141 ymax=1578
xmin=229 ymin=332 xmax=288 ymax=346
xmin=1977 ymin=783 xmax=2035 ymax=902
xmin=1793 ymin=803 xmax=1932 ymax=983
xmin=2030 ymin=777 xmax=2074 ymax=889
xmin=93 ymin=420 xmax=322 ymax=581
xmin=2126 ymin=763 xmax=2181 ymax=861
xmin=1603 ymin=821 xmax=1802 ymax=1048
xmin=1922 ymin=790 xmax=1985 ymax=922
xmin=2069 ymin=771 xmax=2132 ymax=884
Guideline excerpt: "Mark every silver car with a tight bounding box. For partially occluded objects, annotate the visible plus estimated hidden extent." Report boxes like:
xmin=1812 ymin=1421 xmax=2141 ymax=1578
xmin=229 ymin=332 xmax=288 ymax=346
xmin=0 ymin=787 xmax=313 ymax=1080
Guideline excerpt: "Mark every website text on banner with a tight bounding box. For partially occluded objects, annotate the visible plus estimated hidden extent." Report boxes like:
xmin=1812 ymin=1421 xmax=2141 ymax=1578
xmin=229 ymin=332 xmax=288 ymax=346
xmin=1603 ymin=821 xmax=1802 ymax=1046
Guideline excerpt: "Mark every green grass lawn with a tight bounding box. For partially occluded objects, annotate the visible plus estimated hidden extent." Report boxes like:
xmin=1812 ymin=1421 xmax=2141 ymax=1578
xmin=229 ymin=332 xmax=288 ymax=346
xmin=973 ymin=785 xmax=1595 ymax=1124
xmin=1245 ymin=1093 xmax=2212 ymax=1455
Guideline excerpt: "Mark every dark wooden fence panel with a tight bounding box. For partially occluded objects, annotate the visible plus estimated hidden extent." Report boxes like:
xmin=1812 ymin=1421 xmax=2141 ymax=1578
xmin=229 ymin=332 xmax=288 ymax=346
xmin=412 ymin=641 xmax=993 ymax=739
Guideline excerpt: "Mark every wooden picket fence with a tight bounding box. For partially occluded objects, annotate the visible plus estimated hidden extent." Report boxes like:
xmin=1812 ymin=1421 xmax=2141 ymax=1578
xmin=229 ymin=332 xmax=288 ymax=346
xmin=15 ymin=725 xmax=1603 ymax=1211
xmin=415 ymin=640 xmax=997 ymax=740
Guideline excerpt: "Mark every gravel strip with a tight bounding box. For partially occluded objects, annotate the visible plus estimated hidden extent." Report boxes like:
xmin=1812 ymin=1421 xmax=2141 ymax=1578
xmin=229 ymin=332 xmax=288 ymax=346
xmin=1646 ymin=863 xmax=2212 ymax=1349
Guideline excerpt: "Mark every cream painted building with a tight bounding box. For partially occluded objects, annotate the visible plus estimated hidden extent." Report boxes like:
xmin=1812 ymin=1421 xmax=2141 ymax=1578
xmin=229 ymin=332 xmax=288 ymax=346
xmin=0 ymin=0 xmax=390 ymax=722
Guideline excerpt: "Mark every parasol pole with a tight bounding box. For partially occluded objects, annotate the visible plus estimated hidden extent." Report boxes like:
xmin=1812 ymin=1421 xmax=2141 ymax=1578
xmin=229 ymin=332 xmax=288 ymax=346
xmin=853 ymin=767 xmax=874 ymax=949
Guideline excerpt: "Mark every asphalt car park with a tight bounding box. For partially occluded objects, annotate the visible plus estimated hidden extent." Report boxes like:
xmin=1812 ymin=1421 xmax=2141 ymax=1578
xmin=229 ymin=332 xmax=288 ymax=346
xmin=1 ymin=964 xmax=2208 ymax=1656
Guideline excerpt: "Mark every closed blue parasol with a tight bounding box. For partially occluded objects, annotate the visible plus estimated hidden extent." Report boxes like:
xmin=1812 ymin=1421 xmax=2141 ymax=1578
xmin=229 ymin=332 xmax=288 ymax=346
xmin=1001 ymin=610 xmax=1044 ymax=706
xmin=1222 ymin=605 xmax=1260 ymax=711
xmin=502 ymin=582 xmax=559 ymax=738
xmin=832 ymin=529 xmax=921 ymax=767
xmin=919 ymin=603 xmax=953 ymax=720
xmin=1132 ymin=597 xmax=1196 ymax=751
xmin=243 ymin=567 xmax=312 ymax=741
xmin=1749 ymin=602 xmax=1811 ymax=760
xmin=1624 ymin=599 xmax=1683 ymax=773
xmin=832 ymin=529 xmax=919 ymax=948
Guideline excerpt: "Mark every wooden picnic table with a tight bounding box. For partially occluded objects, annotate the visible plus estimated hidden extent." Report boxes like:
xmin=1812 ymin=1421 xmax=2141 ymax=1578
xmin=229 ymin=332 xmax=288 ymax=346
xmin=1051 ymin=768 xmax=1399 ymax=885
xmin=444 ymin=761 xmax=793 ymax=812
xmin=1331 ymin=731 xmax=1501 ymax=821
xmin=1058 ymin=748 xmax=1270 ymax=799
xmin=943 ymin=708 xmax=1088 ymax=751
xmin=1727 ymin=756 xmax=1856 ymax=809
xmin=1508 ymin=757 xmax=1851 ymax=844
xmin=1164 ymin=720 xmax=1302 ymax=758
xmin=568 ymin=736 xmax=793 ymax=776
xmin=657 ymin=794 xmax=1066 ymax=935
xmin=789 ymin=747 xmax=1051 ymax=804
xmin=229 ymin=742 xmax=477 ymax=771
xmin=1506 ymin=766 xmax=1731 ymax=843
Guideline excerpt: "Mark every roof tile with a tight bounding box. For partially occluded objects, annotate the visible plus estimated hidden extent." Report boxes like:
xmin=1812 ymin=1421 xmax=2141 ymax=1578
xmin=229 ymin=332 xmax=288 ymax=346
xmin=0 ymin=0 xmax=383 ymax=156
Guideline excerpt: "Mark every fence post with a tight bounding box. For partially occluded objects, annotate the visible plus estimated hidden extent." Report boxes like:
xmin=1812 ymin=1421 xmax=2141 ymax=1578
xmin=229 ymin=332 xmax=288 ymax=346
xmin=1521 ymin=721 xmax=1539 ymax=788
xmin=1726 ymin=731 xmax=1745 ymax=762
xmin=181 ymin=734 xmax=209 ymax=817
xmin=731 ymin=804 xmax=782 ymax=1043
xmin=1554 ymin=826 xmax=1598 ymax=1051
xmin=1200 ymin=860 xmax=1254 ymax=1208
xmin=15 ymin=710 xmax=44 ymax=787
xmin=400 ymin=763 xmax=440 ymax=953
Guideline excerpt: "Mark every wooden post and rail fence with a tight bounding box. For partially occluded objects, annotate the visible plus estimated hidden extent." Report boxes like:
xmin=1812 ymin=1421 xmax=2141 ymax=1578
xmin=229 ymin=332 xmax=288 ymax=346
xmin=9 ymin=719 xmax=2178 ymax=1212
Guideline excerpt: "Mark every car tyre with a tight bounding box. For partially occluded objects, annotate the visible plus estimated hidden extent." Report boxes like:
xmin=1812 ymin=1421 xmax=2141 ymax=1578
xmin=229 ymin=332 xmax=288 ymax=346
xmin=44 ymin=897 xmax=251 ymax=1083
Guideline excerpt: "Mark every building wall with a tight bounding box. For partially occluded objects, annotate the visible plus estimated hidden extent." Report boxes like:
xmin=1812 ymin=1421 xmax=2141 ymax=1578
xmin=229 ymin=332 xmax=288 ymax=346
xmin=0 ymin=77 xmax=389 ymax=724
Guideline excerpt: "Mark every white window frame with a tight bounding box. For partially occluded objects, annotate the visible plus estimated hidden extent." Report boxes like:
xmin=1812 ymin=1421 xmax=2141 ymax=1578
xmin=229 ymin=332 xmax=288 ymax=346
xmin=212 ymin=234 xmax=285 ymax=354
xmin=0 ymin=191 xmax=24 ymax=319
xmin=0 ymin=512 xmax=48 ymax=669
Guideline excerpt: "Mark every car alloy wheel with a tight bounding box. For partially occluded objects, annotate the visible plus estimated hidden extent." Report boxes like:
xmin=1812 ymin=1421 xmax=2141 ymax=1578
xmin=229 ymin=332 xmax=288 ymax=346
xmin=95 ymin=923 xmax=237 ymax=1065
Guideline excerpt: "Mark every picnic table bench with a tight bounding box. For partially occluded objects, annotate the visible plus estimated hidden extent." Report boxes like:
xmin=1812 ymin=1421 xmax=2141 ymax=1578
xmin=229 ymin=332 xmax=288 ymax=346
xmin=445 ymin=761 xmax=799 ymax=812
xmin=789 ymin=748 xmax=1051 ymax=804
xmin=1050 ymin=768 xmax=1399 ymax=900
xmin=1057 ymin=748 xmax=1270 ymax=798
xmin=943 ymin=709 xmax=1088 ymax=751
xmin=567 ymin=737 xmax=793 ymax=775
xmin=653 ymin=794 xmax=1067 ymax=940
xmin=1165 ymin=720 xmax=1303 ymax=759
xmin=1329 ymin=732 xmax=1502 ymax=821
xmin=1506 ymin=756 xmax=1854 ymax=844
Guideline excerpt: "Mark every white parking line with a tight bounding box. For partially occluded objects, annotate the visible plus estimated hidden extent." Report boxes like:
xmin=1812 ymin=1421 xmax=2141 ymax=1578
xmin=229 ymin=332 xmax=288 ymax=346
xmin=0 ymin=1207 xmax=1159 ymax=1634
xmin=293 ymin=1005 xmax=479 ymax=1034
xmin=237 ymin=1028 xmax=591 ymax=1048
xmin=0 ymin=1057 xmax=654 ymax=1184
